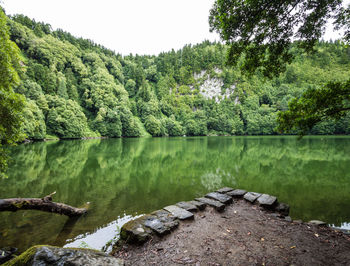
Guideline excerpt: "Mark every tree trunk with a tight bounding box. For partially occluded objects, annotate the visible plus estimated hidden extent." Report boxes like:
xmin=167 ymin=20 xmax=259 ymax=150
xmin=0 ymin=192 xmax=87 ymax=217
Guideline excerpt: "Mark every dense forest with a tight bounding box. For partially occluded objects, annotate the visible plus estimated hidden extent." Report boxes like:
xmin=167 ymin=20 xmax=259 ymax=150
xmin=6 ymin=14 xmax=350 ymax=139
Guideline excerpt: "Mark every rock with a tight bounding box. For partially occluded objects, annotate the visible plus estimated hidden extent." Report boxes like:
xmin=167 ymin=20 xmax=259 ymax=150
xmin=5 ymin=245 xmax=123 ymax=266
xmin=163 ymin=205 xmax=194 ymax=220
xmin=195 ymin=197 xmax=225 ymax=212
xmin=275 ymin=202 xmax=290 ymax=216
xmin=120 ymin=216 xmax=153 ymax=244
xmin=293 ymin=220 xmax=303 ymax=224
xmin=257 ymin=194 xmax=278 ymax=208
xmin=176 ymin=201 xmax=198 ymax=212
xmin=188 ymin=200 xmax=206 ymax=211
xmin=205 ymin=192 xmax=232 ymax=204
xmin=285 ymin=216 xmax=292 ymax=222
xmin=144 ymin=216 xmax=171 ymax=236
xmin=217 ymin=187 xmax=234 ymax=193
xmin=227 ymin=189 xmax=247 ymax=198
xmin=243 ymin=192 xmax=262 ymax=203
xmin=0 ymin=247 xmax=17 ymax=264
xmin=151 ymin=209 xmax=179 ymax=230
xmin=309 ymin=220 xmax=327 ymax=226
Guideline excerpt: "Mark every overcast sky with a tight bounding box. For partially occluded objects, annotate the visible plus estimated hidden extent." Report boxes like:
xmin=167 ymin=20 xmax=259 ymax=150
xmin=1 ymin=0 xmax=220 ymax=55
xmin=1 ymin=0 xmax=348 ymax=56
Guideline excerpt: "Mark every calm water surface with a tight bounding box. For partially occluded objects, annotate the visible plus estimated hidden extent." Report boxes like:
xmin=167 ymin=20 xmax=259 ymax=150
xmin=1 ymin=136 xmax=350 ymax=251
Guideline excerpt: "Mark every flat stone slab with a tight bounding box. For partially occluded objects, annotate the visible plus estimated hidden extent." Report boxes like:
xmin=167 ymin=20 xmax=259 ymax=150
xmin=309 ymin=220 xmax=327 ymax=226
xmin=6 ymin=246 xmax=123 ymax=266
xmin=227 ymin=189 xmax=247 ymax=198
xmin=152 ymin=210 xmax=179 ymax=229
xmin=164 ymin=205 xmax=194 ymax=220
xmin=195 ymin=197 xmax=225 ymax=212
xmin=275 ymin=202 xmax=290 ymax=216
xmin=257 ymin=194 xmax=278 ymax=208
xmin=188 ymin=200 xmax=206 ymax=211
xmin=243 ymin=192 xmax=262 ymax=203
xmin=120 ymin=215 xmax=153 ymax=244
xmin=144 ymin=216 xmax=171 ymax=235
xmin=176 ymin=201 xmax=198 ymax=212
xmin=217 ymin=187 xmax=234 ymax=193
xmin=206 ymin=192 xmax=232 ymax=204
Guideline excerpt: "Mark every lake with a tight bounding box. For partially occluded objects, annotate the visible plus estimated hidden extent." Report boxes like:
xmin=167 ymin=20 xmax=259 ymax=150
xmin=1 ymin=136 xmax=350 ymax=252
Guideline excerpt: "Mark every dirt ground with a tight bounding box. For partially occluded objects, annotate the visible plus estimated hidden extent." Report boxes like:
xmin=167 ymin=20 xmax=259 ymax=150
xmin=112 ymin=199 xmax=350 ymax=265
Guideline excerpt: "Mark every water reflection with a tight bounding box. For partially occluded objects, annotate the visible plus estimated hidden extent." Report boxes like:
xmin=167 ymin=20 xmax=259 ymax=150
xmin=0 ymin=136 xmax=349 ymax=251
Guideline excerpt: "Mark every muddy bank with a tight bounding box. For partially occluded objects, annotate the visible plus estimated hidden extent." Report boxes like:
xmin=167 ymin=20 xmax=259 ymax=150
xmin=113 ymin=200 xmax=350 ymax=265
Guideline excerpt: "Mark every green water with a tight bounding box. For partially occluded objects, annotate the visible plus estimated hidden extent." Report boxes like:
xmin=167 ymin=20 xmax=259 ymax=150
xmin=1 ymin=136 xmax=350 ymax=251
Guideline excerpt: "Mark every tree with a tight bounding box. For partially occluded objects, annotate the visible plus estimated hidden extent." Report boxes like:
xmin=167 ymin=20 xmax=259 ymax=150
xmin=209 ymin=0 xmax=350 ymax=134
xmin=0 ymin=8 xmax=25 ymax=177
xmin=277 ymin=80 xmax=350 ymax=135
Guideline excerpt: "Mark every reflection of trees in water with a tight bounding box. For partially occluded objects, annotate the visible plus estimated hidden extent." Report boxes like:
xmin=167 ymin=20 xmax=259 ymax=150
xmin=200 ymin=168 xmax=236 ymax=191
xmin=0 ymin=136 xmax=350 ymax=251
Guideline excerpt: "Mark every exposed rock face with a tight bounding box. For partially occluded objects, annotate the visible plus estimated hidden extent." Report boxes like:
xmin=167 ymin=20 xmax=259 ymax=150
xmin=205 ymin=192 xmax=232 ymax=204
xmin=243 ymin=192 xmax=262 ymax=203
xmin=195 ymin=197 xmax=225 ymax=212
xmin=4 ymin=245 xmax=123 ymax=266
xmin=227 ymin=189 xmax=247 ymax=198
xmin=163 ymin=205 xmax=194 ymax=220
xmin=193 ymin=70 xmax=235 ymax=103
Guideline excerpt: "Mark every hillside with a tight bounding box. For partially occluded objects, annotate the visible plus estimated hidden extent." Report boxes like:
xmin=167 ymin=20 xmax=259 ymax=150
xmin=7 ymin=14 xmax=350 ymax=139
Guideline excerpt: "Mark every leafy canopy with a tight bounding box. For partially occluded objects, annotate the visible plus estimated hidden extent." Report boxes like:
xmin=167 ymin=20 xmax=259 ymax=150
xmin=209 ymin=0 xmax=348 ymax=77
xmin=210 ymin=0 xmax=350 ymax=134
xmin=0 ymin=7 xmax=25 ymax=177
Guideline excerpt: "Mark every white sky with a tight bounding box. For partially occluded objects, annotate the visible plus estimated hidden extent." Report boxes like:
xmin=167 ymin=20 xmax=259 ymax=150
xmin=1 ymin=0 xmax=348 ymax=56
xmin=1 ymin=0 xmax=220 ymax=55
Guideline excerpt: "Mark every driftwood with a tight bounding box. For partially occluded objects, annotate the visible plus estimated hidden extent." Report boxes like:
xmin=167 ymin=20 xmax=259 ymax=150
xmin=0 ymin=192 xmax=87 ymax=217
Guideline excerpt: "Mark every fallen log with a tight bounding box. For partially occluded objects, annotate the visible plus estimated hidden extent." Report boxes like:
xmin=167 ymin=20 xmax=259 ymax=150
xmin=0 ymin=192 xmax=87 ymax=217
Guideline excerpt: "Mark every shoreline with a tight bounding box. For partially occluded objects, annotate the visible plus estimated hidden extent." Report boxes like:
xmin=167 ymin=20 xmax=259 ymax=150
xmin=111 ymin=188 xmax=350 ymax=265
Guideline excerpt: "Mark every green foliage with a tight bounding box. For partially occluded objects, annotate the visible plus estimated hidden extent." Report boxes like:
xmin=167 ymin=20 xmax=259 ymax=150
xmin=0 ymin=8 xmax=26 ymax=177
xmin=1 ymin=11 xmax=349 ymax=146
xmin=277 ymin=80 xmax=350 ymax=135
xmin=209 ymin=0 xmax=348 ymax=77
xmin=144 ymin=115 xmax=163 ymax=137
xmin=209 ymin=0 xmax=350 ymax=134
xmin=21 ymin=100 xmax=46 ymax=139
xmin=164 ymin=116 xmax=184 ymax=136
xmin=45 ymin=95 xmax=92 ymax=138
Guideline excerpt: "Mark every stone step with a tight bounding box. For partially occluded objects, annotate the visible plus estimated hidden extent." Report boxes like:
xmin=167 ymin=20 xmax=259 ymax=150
xmin=142 ymin=210 xmax=179 ymax=236
xmin=309 ymin=220 xmax=327 ymax=226
xmin=195 ymin=197 xmax=225 ymax=212
xmin=205 ymin=192 xmax=232 ymax=204
xmin=275 ymin=202 xmax=290 ymax=216
xmin=243 ymin=192 xmax=262 ymax=203
xmin=143 ymin=216 xmax=171 ymax=235
xmin=120 ymin=216 xmax=153 ymax=244
xmin=176 ymin=201 xmax=198 ymax=212
xmin=188 ymin=200 xmax=206 ymax=211
xmin=164 ymin=205 xmax=194 ymax=220
xmin=216 ymin=187 xmax=234 ymax=193
xmin=5 ymin=246 xmax=124 ymax=266
xmin=257 ymin=194 xmax=278 ymax=208
xmin=227 ymin=189 xmax=247 ymax=198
